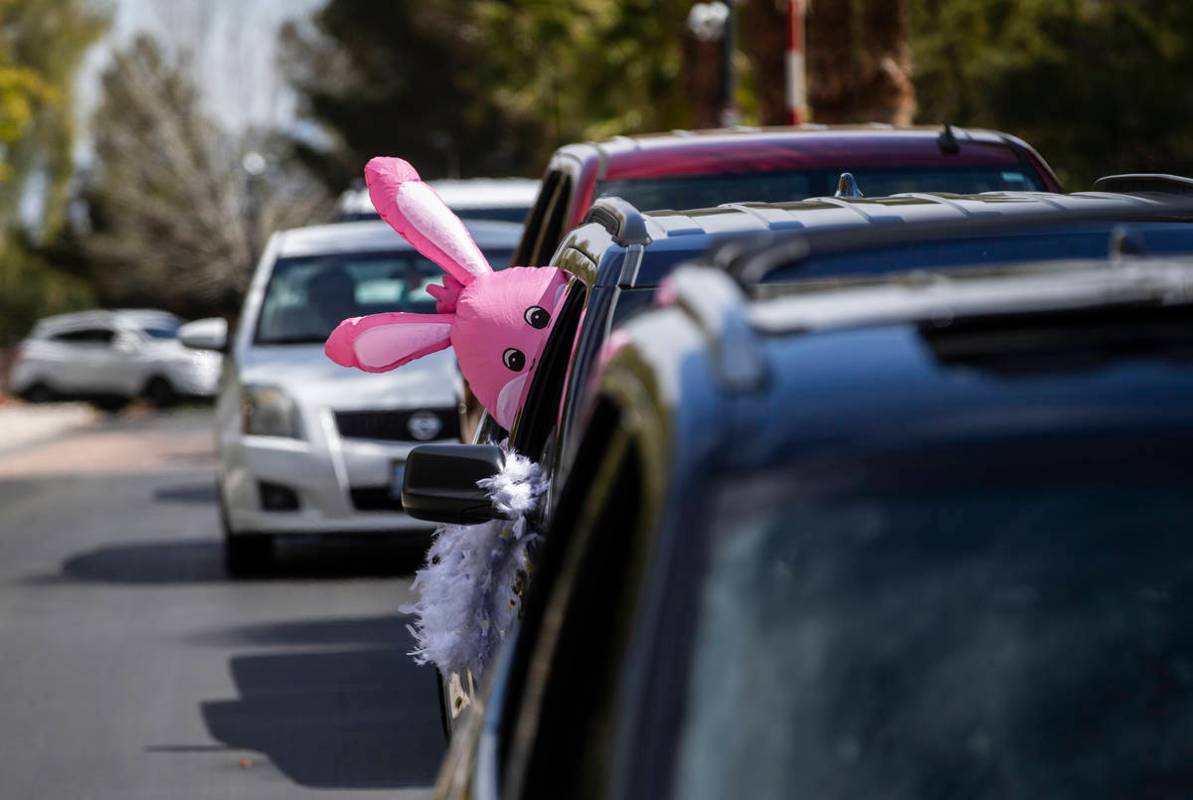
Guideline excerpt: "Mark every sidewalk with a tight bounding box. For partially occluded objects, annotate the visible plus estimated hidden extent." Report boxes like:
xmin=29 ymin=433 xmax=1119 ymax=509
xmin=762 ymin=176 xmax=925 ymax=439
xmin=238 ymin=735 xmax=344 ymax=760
xmin=0 ymin=400 xmax=99 ymax=456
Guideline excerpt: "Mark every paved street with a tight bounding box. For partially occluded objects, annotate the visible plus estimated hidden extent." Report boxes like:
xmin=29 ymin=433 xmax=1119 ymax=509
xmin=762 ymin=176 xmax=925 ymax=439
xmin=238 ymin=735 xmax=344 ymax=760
xmin=0 ymin=408 xmax=443 ymax=799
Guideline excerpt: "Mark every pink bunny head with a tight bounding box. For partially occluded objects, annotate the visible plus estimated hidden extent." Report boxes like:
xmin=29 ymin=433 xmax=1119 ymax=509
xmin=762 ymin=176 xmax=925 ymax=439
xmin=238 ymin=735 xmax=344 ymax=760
xmin=324 ymin=157 xmax=568 ymax=430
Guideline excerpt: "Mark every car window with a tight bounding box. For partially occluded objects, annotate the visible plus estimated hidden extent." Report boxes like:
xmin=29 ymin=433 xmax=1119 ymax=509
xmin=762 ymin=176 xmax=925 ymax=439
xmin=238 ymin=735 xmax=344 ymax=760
xmin=670 ymin=436 xmax=1193 ymax=800
xmin=764 ymin=222 xmax=1193 ymax=282
xmin=141 ymin=325 xmax=180 ymax=340
xmin=595 ymin=166 xmax=1043 ymax=214
xmin=51 ymin=328 xmax=115 ymax=345
xmin=510 ymin=279 xmax=587 ymax=461
xmin=515 ymin=171 xmax=561 ymax=266
xmin=254 ymin=249 xmax=512 ymax=345
xmin=452 ymin=207 xmax=530 ymax=224
xmin=527 ymin=175 xmax=574 ymax=266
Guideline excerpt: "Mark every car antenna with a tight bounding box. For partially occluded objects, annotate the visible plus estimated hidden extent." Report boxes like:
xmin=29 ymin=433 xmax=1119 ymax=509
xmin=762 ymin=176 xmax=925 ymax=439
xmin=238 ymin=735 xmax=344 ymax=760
xmin=938 ymin=122 xmax=961 ymax=154
xmin=835 ymin=172 xmax=864 ymax=198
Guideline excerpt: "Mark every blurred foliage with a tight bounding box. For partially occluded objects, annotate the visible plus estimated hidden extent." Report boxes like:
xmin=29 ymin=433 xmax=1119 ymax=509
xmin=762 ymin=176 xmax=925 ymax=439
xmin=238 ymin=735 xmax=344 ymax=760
xmin=458 ymin=0 xmax=695 ymax=146
xmin=83 ymin=36 xmax=330 ymax=318
xmin=0 ymin=231 xmax=95 ymax=346
xmin=912 ymin=0 xmax=1193 ymax=187
xmin=281 ymin=0 xmax=703 ymax=185
xmin=0 ymin=0 xmax=106 ymax=349
xmin=278 ymin=0 xmax=547 ymax=185
xmin=0 ymin=0 xmax=107 ymax=235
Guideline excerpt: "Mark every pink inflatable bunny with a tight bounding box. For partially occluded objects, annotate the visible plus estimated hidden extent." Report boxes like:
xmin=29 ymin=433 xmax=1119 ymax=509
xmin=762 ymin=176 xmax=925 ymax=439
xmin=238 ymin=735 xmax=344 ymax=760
xmin=324 ymin=157 xmax=568 ymax=429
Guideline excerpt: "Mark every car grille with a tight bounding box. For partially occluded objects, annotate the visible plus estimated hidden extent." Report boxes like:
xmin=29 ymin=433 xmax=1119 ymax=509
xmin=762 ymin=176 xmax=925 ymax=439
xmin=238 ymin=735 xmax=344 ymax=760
xmin=349 ymin=488 xmax=404 ymax=512
xmin=334 ymin=408 xmax=460 ymax=442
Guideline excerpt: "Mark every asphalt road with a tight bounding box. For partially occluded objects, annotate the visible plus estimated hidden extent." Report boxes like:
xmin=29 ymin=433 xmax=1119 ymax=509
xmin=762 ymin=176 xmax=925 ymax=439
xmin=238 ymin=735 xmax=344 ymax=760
xmin=0 ymin=408 xmax=444 ymax=799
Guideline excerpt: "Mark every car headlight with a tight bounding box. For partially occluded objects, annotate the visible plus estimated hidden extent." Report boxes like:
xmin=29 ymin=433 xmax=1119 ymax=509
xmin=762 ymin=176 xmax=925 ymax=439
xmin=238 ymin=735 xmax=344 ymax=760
xmin=241 ymin=384 xmax=303 ymax=438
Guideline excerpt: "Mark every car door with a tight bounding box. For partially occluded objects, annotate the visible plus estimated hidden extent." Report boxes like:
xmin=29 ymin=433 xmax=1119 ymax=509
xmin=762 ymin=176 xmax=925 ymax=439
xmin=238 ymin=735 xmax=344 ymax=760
xmin=47 ymin=327 xmax=119 ymax=393
xmin=497 ymin=394 xmax=663 ymax=799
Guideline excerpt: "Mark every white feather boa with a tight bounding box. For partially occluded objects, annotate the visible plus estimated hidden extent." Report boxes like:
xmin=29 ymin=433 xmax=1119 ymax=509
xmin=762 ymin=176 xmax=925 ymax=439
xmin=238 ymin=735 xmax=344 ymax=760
xmin=401 ymin=450 xmax=547 ymax=678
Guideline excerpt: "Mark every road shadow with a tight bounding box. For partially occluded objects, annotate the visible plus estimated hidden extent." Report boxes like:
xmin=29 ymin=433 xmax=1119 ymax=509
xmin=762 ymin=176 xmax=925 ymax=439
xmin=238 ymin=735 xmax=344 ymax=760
xmin=152 ymin=481 xmax=219 ymax=504
xmin=44 ymin=536 xmax=427 ymax=585
xmin=199 ymin=620 xmax=444 ymax=789
xmin=190 ymin=614 xmax=408 ymax=648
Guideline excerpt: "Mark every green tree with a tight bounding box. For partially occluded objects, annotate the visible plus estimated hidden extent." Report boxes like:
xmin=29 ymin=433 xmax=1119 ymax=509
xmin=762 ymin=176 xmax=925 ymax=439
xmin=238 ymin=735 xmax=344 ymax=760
xmin=84 ymin=36 xmax=328 ymax=317
xmin=281 ymin=0 xmax=713 ymax=188
xmin=279 ymin=0 xmax=547 ymax=187
xmin=912 ymin=0 xmax=1193 ymax=187
xmin=0 ymin=0 xmax=107 ymax=236
xmin=0 ymin=0 xmax=106 ymax=353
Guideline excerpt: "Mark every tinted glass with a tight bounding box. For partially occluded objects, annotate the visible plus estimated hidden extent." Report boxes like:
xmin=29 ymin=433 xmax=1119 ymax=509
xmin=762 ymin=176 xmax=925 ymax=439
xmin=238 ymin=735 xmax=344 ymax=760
xmin=764 ymin=222 xmax=1193 ymax=282
xmin=52 ymin=328 xmax=114 ymax=345
xmin=255 ymin=249 xmax=512 ymax=345
xmin=453 ymin=207 xmax=530 ymax=224
xmin=674 ymin=437 xmax=1193 ymax=800
xmin=596 ymin=167 xmax=1043 ymax=213
xmin=141 ymin=325 xmax=179 ymax=340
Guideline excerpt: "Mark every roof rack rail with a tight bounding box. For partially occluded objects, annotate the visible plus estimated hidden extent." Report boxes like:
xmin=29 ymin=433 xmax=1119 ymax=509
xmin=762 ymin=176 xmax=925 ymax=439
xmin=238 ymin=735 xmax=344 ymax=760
xmin=582 ymin=197 xmax=653 ymax=246
xmin=1093 ymin=174 xmax=1193 ymax=196
xmin=728 ymin=196 xmax=1193 ymax=285
xmin=663 ymin=267 xmax=767 ymax=391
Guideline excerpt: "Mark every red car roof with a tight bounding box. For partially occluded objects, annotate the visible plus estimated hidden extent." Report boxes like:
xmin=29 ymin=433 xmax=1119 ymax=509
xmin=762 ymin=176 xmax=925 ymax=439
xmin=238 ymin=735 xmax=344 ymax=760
xmin=557 ymin=126 xmax=1055 ymax=183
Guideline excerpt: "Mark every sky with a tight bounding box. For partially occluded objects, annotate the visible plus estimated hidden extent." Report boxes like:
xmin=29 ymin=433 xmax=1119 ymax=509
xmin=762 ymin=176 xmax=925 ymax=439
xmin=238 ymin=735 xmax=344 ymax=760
xmin=76 ymin=0 xmax=327 ymax=157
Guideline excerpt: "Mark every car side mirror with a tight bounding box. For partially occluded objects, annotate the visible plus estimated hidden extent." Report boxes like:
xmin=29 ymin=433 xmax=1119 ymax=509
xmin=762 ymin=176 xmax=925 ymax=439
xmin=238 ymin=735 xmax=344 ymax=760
xmin=179 ymin=317 xmax=228 ymax=353
xmin=402 ymin=444 xmax=505 ymax=524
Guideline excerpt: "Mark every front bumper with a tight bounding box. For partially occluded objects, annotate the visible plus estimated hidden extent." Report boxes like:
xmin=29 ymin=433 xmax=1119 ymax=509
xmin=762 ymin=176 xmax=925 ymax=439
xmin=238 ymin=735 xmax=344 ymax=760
xmin=220 ymin=409 xmax=445 ymax=536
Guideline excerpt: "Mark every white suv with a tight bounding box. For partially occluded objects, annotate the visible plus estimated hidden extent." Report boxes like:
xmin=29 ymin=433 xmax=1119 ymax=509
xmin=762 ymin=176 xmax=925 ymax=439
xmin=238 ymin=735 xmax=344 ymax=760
xmin=9 ymin=309 xmax=221 ymax=408
xmin=183 ymin=219 xmax=522 ymax=574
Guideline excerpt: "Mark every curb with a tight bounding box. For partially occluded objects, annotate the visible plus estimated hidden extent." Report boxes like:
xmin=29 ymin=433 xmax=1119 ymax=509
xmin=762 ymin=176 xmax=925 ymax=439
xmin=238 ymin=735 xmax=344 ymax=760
xmin=0 ymin=403 xmax=99 ymax=457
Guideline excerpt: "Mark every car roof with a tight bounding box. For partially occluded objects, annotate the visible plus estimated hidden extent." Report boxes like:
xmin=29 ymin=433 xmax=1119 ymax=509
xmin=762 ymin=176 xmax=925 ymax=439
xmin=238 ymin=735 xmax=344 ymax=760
xmin=608 ymin=258 xmax=1193 ymax=475
xmin=336 ymin=177 xmax=539 ymax=219
xmin=562 ymin=190 xmax=1188 ymax=287
xmin=643 ymin=191 xmax=1169 ymax=240
xmin=554 ymin=125 xmax=1048 ymax=181
xmin=274 ymin=218 xmax=525 ymax=259
xmin=31 ymin=309 xmax=181 ymax=335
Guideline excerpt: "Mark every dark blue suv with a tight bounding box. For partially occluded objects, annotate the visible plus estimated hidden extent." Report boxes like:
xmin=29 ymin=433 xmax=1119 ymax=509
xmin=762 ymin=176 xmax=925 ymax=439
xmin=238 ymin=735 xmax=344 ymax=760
xmin=477 ymin=257 xmax=1193 ymax=799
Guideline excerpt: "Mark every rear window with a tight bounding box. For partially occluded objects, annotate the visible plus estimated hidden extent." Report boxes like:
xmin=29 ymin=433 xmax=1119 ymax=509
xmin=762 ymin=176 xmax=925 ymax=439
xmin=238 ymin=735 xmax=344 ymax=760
xmin=764 ymin=222 xmax=1193 ymax=282
xmin=596 ymin=167 xmax=1043 ymax=213
xmin=673 ymin=435 xmax=1193 ymax=800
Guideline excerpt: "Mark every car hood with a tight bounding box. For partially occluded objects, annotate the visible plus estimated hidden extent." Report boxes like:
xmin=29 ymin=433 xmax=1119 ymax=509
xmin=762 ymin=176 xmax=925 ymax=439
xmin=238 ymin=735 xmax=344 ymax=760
xmin=237 ymin=345 xmax=460 ymax=410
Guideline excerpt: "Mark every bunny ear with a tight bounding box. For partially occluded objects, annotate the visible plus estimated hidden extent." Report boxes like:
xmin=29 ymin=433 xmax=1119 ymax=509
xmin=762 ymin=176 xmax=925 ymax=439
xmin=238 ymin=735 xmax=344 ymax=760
xmin=325 ymin=312 xmax=454 ymax=373
xmin=365 ymin=157 xmax=493 ymax=286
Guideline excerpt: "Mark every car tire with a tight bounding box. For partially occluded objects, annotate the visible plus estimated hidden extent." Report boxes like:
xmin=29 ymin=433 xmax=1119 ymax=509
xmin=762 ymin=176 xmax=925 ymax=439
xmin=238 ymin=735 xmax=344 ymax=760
xmin=219 ymin=491 xmax=273 ymax=577
xmin=91 ymin=395 xmax=129 ymax=413
xmin=144 ymin=376 xmax=178 ymax=409
xmin=22 ymin=383 xmax=54 ymax=404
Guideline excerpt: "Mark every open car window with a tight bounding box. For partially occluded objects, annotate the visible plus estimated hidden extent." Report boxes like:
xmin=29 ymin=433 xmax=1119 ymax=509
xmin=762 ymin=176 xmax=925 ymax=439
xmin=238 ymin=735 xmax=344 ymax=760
xmin=511 ymin=278 xmax=588 ymax=461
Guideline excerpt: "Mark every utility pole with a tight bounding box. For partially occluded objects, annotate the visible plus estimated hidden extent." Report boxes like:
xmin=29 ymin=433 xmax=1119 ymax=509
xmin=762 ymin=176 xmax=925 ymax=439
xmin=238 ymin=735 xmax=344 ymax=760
xmin=786 ymin=0 xmax=807 ymax=125
xmin=720 ymin=0 xmax=738 ymax=127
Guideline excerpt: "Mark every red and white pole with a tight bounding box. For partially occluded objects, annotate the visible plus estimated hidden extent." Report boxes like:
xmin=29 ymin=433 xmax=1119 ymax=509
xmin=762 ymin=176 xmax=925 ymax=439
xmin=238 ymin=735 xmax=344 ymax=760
xmin=786 ymin=0 xmax=806 ymax=125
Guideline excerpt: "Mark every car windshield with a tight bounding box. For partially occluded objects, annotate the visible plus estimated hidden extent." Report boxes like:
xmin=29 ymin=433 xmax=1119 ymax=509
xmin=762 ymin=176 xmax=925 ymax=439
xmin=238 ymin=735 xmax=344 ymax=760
xmin=254 ymin=249 xmax=512 ymax=345
xmin=140 ymin=324 xmax=179 ymax=339
xmin=673 ymin=436 xmax=1193 ymax=800
xmin=596 ymin=166 xmax=1043 ymax=212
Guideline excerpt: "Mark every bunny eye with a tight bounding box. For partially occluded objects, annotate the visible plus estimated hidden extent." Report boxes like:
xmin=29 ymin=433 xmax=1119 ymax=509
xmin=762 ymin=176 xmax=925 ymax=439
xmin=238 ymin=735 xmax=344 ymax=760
xmin=502 ymin=348 xmax=526 ymax=372
xmin=524 ymin=306 xmax=550 ymax=329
